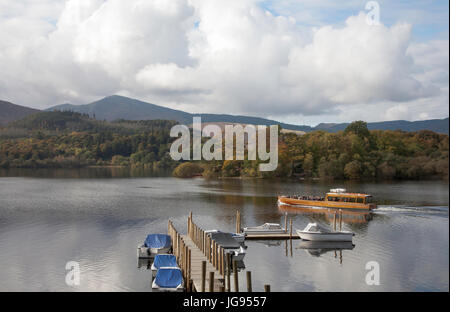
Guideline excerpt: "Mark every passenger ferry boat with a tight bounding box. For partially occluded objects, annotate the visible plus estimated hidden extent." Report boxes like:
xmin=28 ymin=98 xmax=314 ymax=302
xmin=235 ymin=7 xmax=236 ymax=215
xmin=278 ymin=188 xmax=376 ymax=210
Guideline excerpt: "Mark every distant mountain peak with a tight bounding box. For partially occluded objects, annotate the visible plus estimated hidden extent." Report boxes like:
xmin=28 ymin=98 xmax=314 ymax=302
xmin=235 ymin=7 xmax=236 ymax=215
xmin=0 ymin=100 xmax=40 ymax=126
xmin=38 ymin=95 xmax=450 ymax=134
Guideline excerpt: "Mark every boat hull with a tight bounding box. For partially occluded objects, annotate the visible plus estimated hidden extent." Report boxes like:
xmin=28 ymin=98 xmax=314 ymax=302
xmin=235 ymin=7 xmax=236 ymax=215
xmin=278 ymin=197 xmax=375 ymax=210
xmin=298 ymin=240 xmax=355 ymax=250
xmin=151 ymin=281 xmax=184 ymax=292
xmin=137 ymin=246 xmax=171 ymax=259
xmin=296 ymin=230 xmax=353 ymax=242
xmin=232 ymin=253 xmax=245 ymax=262
xmin=243 ymin=229 xmax=286 ymax=235
xmin=232 ymin=234 xmax=246 ymax=243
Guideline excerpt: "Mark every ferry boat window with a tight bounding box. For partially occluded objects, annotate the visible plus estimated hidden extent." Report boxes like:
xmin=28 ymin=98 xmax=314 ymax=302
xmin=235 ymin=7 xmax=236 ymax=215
xmin=357 ymin=198 xmax=364 ymax=203
xmin=349 ymin=198 xmax=356 ymax=203
xmin=366 ymin=196 xmax=373 ymax=203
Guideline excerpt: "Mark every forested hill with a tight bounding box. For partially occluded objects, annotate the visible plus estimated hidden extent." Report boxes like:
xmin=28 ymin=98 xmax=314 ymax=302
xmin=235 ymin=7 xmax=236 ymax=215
xmin=0 ymin=112 xmax=448 ymax=181
xmin=316 ymin=118 xmax=449 ymax=134
xmin=0 ymin=100 xmax=40 ymax=126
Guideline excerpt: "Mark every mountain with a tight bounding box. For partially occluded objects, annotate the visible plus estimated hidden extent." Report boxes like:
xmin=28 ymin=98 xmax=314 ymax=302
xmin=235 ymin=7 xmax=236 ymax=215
xmin=0 ymin=100 xmax=40 ymax=126
xmin=47 ymin=95 xmax=312 ymax=132
xmin=44 ymin=95 xmax=449 ymax=134
xmin=316 ymin=118 xmax=449 ymax=134
xmin=49 ymin=95 xmax=192 ymax=124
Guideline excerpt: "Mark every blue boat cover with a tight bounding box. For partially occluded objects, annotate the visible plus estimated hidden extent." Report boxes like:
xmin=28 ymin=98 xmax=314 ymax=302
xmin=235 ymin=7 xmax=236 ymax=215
xmin=144 ymin=234 xmax=171 ymax=249
xmin=155 ymin=268 xmax=183 ymax=288
xmin=153 ymin=254 xmax=178 ymax=269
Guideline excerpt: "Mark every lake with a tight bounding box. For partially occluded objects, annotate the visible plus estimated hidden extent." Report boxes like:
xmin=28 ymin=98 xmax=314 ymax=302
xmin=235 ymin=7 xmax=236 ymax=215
xmin=0 ymin=168 xmax=448 ymax=291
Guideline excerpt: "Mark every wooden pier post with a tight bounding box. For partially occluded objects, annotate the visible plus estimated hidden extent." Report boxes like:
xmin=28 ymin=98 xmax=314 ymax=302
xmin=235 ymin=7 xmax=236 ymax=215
xmin=177 ymin=234 xmax=181 ymax=263
xmin=188 ymin=214 xmax=191 ymax=238
xmin=236 ymin=211 xmax=241 ymax=234
xmin=201 ymin=229 xmax=204 ymax=252
xmin=219 ymin=247 xmax=223 ymax=276
xmin=246 ymin=271 xmax=252 ymax=292
xmin=264 ymin=285 xmax=271 ymax=292
xmin=233 ymin=260 xmax=239 ymax=292
xmin=333 ymin=211 xmax=337 ymax=230
xmin=188 ymin=248 xmax=191 ymax=291
xmin=207 ymin=236 xmax=210 ymax=261
xmin=290 ymin=237 xmax=293 ymax=257
xmin=339 ymin=209 xmax=343 ymax=231
xmin=284 ymin=213 xmax=288 ymax=233
xmin=209 ymin=272 xmax=214 ymax=292
xmin=289 ymin=218 xmax=293 ymax=239
xmin=226 ymin=252 xmax=231 ymax=292
xmin=222 ymin=248 xmax=225 ymax=277
xmin=185 ymin=245 xmax=189 ymax=278
xmin=212 ymin=240 xmax=216 ymax=268
xmin=201 ymin=261 xmax=206 ymax=292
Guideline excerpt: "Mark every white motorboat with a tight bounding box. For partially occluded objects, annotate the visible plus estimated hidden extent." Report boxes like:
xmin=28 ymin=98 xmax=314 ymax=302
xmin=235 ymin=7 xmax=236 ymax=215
xmin=243 ymin=223 xmax=286 ymax=235
xmin=208 ymin=232 xmax=246 ymax=261
xmin=296 ymin=223 xmax=354 ymax=242
xmin=205 ymin=229 xmax=246 ymax=243
xmin=230 ymin=246 xmax=246 ymax=261
xmin=137 ymin=234 xmax=172 ymax=259
xmin=152 ymin=267 xmax=184 ymax=292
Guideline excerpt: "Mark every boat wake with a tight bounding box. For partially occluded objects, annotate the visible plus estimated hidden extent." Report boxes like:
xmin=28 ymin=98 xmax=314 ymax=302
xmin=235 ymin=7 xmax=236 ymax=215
xmin=375 ymin=205 xmax=449 ymax=216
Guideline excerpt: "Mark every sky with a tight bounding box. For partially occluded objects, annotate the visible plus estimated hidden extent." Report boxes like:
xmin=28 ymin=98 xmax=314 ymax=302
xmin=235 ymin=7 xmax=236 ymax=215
xmin=0 ymin=0 xmax=448 ymax=126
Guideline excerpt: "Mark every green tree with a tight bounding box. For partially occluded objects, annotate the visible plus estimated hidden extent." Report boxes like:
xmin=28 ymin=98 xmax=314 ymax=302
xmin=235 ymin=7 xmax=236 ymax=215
xmin=344 ymin=121 xmax=370 ymax=138
xmin=173 ymin=162 xmax=204 ymax=178
xmin=344 ymin=160 xmax=362 ymax=180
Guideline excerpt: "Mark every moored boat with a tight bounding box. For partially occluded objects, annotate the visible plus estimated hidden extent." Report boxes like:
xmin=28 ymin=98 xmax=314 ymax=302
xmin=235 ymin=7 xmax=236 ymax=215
xmin=151 ymin=254 xmax=178 ymax=278
xmin=296 ymin=222 xmax=354 ymax=242
xmin=278 ymin=188 xmax=376 ymax=210
xmin=137 ymin=234 xmax=172 ymax=259
xmin=205 ymin=229 xmax=246 ymax=243
xmin=152 ymin=267 xmax=184 ymax=292
xmin=208 ymin=232 xmax=246 ymax=261
xmin=243 ymin=223 xmax=285 ymax=235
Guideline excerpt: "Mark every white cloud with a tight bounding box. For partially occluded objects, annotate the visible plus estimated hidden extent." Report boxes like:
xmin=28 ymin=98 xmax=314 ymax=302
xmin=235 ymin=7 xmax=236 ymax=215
xmin=0 ymin=0 xmax=448 ymax=124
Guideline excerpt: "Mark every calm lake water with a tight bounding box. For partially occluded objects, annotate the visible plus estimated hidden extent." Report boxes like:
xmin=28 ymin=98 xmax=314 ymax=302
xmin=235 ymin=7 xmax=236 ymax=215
xmin=0 ymin=168 xmax=448 ymax=292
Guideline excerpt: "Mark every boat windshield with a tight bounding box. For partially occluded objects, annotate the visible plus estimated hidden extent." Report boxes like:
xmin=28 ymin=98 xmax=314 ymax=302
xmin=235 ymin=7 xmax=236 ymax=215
xmin=303 ymin=223 xmax=331 ymax=233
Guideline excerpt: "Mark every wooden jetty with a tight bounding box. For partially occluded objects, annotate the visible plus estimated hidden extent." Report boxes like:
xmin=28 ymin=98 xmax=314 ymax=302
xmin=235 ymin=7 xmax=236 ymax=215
xmin=167 ymin=212 xmax=272 ymax=292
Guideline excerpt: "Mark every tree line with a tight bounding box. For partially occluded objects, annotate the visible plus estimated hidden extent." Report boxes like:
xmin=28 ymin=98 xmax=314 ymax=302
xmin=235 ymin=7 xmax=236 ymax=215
xmin=0 ymin=112 xmax=448 ymax=180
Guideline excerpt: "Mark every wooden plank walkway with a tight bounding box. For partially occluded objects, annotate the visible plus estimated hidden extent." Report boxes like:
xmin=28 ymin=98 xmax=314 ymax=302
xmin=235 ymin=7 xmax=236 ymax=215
xmin=182 ymin=235 xmax=224 ymax=292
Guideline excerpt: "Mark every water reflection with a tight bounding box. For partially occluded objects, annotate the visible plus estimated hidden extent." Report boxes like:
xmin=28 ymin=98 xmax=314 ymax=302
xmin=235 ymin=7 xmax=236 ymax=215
xmin=297 ymin=241 xmax=355 ymax=258
xmin=0 ymin=167 xmax=171 ymax=179
xmin=137 ymin=259 xmax=152 ymax=270
xmin=278 ymin=204 xmax=373 ymax=224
